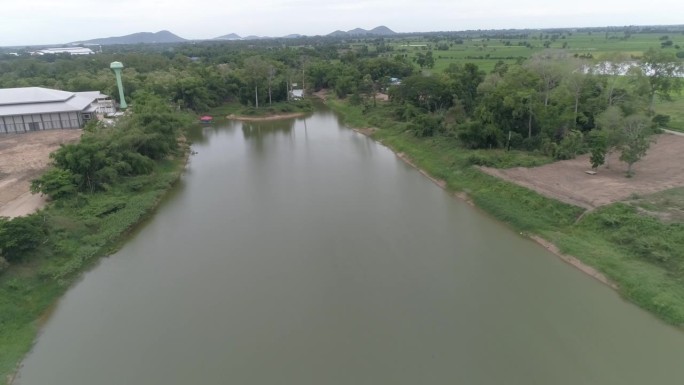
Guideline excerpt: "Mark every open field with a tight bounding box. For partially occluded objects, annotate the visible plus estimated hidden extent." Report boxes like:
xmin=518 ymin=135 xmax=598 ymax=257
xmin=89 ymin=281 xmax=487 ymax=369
xmin=0 ymin=130 xmax=81 ymax=218
xmin=479 ymin=133 xmax=684 ymax=209
xmin=382 ymin=32 xmax=684 ymax=72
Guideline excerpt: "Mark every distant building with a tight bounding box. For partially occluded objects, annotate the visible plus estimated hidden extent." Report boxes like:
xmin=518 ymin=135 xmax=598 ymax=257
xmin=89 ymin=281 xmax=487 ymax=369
xmin=290 ymin=89 xmax=304 ymax=100
xmin=0 ymin=87 xmax=114 ymax=134
xmin=389 ymin=77 xmax=402 ymax=86
xmin=32 ymin=47 xmax=95 ymax=56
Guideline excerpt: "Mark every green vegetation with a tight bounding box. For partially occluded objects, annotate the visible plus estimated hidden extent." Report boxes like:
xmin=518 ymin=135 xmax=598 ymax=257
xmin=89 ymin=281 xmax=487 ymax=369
xmin=327 ymin=98 xmax=684 ymax=327
xmin=207 ymin=100 xmax=314 ymax=118
xmin=654 ymin=94 xmax=684 ymax=132
xmin=2 ymin=25 xmax=684 ymax=378
xmin=0 ymin=94 xmax=191 ymax=381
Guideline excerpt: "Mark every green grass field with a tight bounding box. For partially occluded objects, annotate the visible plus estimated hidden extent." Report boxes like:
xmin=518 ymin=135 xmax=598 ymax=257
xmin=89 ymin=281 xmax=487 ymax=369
xmin=383 ymin=32 xmax=683 ymax=72
xmin=654 ymin=94 xmax=684 ymax=132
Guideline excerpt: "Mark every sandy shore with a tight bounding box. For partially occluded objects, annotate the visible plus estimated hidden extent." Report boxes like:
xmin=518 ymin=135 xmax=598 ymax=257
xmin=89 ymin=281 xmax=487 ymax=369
xmin=227 ymin=112 xmax=306 ymax=121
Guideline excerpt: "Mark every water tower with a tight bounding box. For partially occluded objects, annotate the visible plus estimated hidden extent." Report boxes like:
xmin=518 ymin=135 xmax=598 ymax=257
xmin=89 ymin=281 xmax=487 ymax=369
xmin=110 ymin=61 xmax=127 ymax=110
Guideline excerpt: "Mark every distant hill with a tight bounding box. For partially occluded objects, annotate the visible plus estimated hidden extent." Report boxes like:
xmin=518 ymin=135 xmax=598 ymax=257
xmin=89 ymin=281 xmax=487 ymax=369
xmin=214 ymin=33 xmax=242 ymax=40
xmin=72 ymin=30 xmax=186 ymax=45
xmin=328 ymin=30 xmax=348 ymax=37
xmin=327 ymin=26 xmax=397 ymax=37
xmin=369 ymin=26 xmax=396 ymax=35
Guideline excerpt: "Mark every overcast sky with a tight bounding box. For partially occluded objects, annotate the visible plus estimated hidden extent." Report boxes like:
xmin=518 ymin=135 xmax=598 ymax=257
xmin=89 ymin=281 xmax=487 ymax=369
xmin=1 ymin=0 xmax=683 ymax=46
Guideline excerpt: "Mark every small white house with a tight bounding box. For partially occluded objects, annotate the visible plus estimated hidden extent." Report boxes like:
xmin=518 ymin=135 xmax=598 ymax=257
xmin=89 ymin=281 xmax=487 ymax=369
xmin=290 ymin=89 xmax=304 ymax=100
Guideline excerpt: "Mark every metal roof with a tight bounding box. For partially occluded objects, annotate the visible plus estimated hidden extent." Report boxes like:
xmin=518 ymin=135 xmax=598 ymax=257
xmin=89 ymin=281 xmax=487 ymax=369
xmin=0 ymin=87 xmax=74 ymax=106
xmin=34 ymin=47 xmax=95 ymax=56
xmin=0 ymin=88 xmax=107 ymax=116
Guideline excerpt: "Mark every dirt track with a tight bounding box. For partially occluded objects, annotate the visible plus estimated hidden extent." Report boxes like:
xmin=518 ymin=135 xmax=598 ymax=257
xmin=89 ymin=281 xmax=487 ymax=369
xmin=480 ymin=133 xmax=684 ymax=209
xmin=0 ymin=130 xmax=81 ymax=217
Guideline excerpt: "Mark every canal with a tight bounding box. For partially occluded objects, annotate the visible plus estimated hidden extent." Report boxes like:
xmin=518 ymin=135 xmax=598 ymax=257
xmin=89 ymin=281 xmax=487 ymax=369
xmin=16 ymin=106 xmax=684 ymax=384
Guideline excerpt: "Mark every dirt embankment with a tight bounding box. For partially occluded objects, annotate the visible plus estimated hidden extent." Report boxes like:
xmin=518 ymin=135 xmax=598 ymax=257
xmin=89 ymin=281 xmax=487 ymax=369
xmin=0 ymin=130 xmax=81 ymax=218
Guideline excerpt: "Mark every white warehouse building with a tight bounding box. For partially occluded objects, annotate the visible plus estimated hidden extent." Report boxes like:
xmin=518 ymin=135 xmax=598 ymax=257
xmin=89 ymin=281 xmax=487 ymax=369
xmin=33 ymin=47 xmax=95 ymax=55
xmin=0 ymin=87 xmax=115 ymax=133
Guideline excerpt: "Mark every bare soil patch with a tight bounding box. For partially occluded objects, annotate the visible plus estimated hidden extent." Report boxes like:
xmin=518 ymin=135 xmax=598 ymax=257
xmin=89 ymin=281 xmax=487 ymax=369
xmin=374 ymin=93 xmax=389 ymax=102
xmin=312 ymin=89 xmax=329 ymax=101
xmin=0 ymin=130 xmax=81 ymax=217
xmin=479 ymin=133 xmax=684 ymax=209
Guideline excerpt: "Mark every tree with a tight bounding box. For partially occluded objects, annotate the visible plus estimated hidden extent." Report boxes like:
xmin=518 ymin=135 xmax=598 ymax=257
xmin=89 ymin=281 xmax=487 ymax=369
xmin=444 ymin=63 xmax=485 ymax=116
xmin=587 ymin=130 xmax=608 ymax=169
xmin=362 ymin=74 xmax=377 ymax=107
xmin=596 ymin=53 xmax=630 ymax=106
xmin=31 ymin=168 xmax=76 ymax=199
xmin=525 ymin=51 xmax=565 ymax=108
xmin=267 ymin=64 xmax=276 ymax=105
xmin=415 ymin=51 xmax=435 ymax=69
xmin=639 ymin=48 xmax=684 ymax=114
xmin=619 ymin=115 xmax=652 ymax=177
xmin=595 ymin=106 xmax=625 ymax=168
xmin=243 ymin=56 xmax=269 ymax=108
xmin=500 ymin=66 xmax=541 ymax=138
xmin=558 ymin=59 xmax=589 ymax=126
xmin=392 ymin=75 xmax=451 ymax=112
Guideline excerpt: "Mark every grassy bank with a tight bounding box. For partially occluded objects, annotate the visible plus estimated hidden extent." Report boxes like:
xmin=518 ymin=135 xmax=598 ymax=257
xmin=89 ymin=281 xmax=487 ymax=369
xmin=328 ymin=98 xmax=684 ymax=327
xmin=0 ymin=151 xmax=188 ymax=383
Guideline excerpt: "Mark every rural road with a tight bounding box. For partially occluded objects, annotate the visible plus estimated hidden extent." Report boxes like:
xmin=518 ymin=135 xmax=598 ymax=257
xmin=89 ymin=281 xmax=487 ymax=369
xmin=664 ymin=128 xmax=684 ymax=137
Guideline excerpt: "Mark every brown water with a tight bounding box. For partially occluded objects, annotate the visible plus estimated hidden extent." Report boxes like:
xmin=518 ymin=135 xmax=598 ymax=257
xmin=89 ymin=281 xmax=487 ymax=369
xmin=16 ymin=107 xmax=684 ymax=385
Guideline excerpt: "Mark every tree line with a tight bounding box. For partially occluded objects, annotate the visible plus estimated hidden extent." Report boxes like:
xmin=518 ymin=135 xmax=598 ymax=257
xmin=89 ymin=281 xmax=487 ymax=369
xmin=0 ymin=41 xmax=682 ymax=179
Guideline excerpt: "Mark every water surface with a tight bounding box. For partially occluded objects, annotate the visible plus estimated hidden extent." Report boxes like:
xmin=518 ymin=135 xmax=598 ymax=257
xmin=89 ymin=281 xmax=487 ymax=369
xmin=17 ymin=107 xmax=684 ymax=385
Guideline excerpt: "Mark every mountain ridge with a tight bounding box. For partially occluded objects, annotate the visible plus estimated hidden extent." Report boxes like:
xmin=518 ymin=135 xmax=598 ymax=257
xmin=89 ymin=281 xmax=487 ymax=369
xmin=72 ymin=30 xmax=186 ymax=45
xmin=326 ymin=26 xmax=397 ymax=37
xmin=68 ymin=26 xmax=397 ymax=46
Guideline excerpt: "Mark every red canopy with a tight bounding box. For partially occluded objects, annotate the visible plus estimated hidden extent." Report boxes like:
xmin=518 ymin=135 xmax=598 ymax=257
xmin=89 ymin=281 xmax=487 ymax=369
xmin=199 ymin=115 xmax=213 ymax=121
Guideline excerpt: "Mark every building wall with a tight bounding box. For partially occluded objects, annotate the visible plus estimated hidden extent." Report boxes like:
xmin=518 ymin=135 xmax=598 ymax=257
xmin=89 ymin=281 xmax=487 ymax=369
xmin=0 ymin=112 xmax=82 ymax=133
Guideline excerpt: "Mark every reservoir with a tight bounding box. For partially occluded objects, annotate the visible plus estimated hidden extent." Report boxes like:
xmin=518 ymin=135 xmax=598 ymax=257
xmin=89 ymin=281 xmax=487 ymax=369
xmin=16 ymin=106 xmax=684 ymax=384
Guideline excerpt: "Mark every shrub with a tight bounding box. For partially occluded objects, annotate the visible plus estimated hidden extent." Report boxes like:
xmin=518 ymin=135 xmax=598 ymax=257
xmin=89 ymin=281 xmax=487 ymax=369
xmin=554 ymin=130 xmax=584 ymax=160
xmin=652 ymin=114 xmax=671 ymax=128
xmin=0 ymin=215 xmax=46 ymax=262
xmin=31 ymin=168 xmax=77 ymax=199
xmin=457 ymin=122 xmax=503 ymax=149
